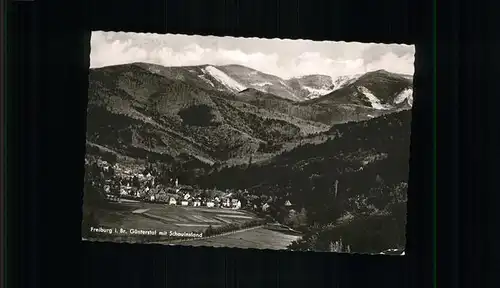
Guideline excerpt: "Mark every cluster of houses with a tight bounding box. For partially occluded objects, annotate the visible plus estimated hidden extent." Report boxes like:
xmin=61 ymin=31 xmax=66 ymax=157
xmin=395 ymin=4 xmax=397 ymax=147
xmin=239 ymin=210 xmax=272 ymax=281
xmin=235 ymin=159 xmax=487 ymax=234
xmin=93 ymin=159 xmax=297 ymax=213
xmin=96 ymin=160 xmax=243 ymax=210
xmin=164 ymin=192 xmax=242 ymax=209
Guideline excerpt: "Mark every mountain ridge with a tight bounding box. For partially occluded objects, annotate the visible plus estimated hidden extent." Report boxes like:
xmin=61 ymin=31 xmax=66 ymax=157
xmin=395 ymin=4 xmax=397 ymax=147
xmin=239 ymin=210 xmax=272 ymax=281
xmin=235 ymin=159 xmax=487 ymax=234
xmin=87 ymin=62 xmax=413 ymax=168
xmin=93 ymin=63 xmax=412 ymax=104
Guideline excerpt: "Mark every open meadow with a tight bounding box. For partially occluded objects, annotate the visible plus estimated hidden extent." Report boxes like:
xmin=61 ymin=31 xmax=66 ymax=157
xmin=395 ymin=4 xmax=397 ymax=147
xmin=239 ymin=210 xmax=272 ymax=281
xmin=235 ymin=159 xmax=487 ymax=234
xmin=90 ymin=202 xmax=262 ymax=234
xmin=176 ymin=227 xmax=302 ymax=250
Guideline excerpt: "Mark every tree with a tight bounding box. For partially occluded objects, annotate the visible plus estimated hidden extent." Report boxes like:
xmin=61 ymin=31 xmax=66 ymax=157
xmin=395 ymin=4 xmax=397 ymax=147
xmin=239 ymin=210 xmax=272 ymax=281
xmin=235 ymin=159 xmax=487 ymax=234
xmin=110 ymin=183 xmax=120 ymax=196
xmin=89 ymin=162 xmax=101 ymax=178
xmin=205 ymin=225 xmax=214 ymax=236
xmin=297 ymin=208 xmax=308 ymax=227
xmin=329 ymin=241 xmax=336 ymax=252
xmin=286 ymin=208 xmax=308 ymax=229
xmin=132 ymin=176 xmax=141 ymax=188
xmin=83 ymin=176 xmax=104 ymax=207
xmin=108 ymin=166 xmax=115 ymax=177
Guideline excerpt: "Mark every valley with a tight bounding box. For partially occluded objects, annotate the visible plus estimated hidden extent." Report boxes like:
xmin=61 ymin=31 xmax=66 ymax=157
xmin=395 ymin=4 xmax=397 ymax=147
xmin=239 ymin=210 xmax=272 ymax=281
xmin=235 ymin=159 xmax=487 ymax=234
xmin=83 ymin=62 xmax=413 ymax=253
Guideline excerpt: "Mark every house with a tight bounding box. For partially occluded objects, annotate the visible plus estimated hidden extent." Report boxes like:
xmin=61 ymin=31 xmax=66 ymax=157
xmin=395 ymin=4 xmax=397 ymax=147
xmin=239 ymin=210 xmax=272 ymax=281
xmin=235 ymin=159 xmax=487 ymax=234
xmin=181 ymin=200 xmax=189 ymax=206
xmin=183 ymin=193 xmax=191 ymax=200
xmin=262 ymin=203 xmax=270 ymax=212
xmin=206 ymin=201 xmax=215 ymax=208
xmin=150 ymin=195 xmax=156 ymax=202
xmin=193 ymin=200 xmax=201 ymax=207
xmin=169 ymin=197 xmax=177 ymax=205
xmin=231 ymin=199 xmax=241 ymax=209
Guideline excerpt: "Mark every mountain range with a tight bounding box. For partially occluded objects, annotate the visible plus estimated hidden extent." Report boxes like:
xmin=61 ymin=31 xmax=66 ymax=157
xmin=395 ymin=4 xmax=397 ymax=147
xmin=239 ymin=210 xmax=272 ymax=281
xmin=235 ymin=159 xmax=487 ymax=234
xmin=86 ymin=62 xmax=413 ymax=167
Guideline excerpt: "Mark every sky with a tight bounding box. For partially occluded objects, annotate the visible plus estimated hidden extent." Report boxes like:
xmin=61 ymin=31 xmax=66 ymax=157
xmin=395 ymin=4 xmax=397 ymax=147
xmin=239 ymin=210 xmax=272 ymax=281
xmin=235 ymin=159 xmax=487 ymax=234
xmin=90 ymin=31 xmax=415 ymax=79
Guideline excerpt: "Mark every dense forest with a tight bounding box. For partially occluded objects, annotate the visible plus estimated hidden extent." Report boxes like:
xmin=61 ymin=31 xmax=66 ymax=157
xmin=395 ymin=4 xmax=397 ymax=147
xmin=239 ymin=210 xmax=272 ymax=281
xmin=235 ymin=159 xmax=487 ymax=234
xmin=190 ymin=110 xmax=411 ymax=252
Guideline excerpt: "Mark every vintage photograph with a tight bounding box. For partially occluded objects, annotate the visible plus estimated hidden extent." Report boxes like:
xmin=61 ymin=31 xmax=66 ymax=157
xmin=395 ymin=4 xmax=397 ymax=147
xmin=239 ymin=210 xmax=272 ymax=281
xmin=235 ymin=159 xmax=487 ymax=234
xmin=82 ymin=31 xmax=414 ymax=254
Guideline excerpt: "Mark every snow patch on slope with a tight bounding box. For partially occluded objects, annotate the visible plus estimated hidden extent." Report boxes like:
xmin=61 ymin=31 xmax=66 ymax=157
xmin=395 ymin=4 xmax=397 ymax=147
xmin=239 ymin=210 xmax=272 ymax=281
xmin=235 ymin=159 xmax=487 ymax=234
xmin=252 ymin=82 xmax=272 ymax=87
xmin=277 ymin=80 xmax=303 ymax=101
xmin=279 ymin=80 xmax=289 ymax=87
xmin=358 ymin=86 xmax=391 ymax=110
xmin=407 ymin=93 xmax=413 ymax=106
xmin=332 ymin=75 xmax=360 ymax=90
xmin=147 ymin=67 xmax=161 ymax=74
xmin=394 ymin=88 xmax=413 ymax=105
xmin=198 ymin=75 xmax=215 ymax=87
xmin=202 ymin=66 xmax=246 ymax=92
xmin=303 ymin=86 xmax=334 ymax=99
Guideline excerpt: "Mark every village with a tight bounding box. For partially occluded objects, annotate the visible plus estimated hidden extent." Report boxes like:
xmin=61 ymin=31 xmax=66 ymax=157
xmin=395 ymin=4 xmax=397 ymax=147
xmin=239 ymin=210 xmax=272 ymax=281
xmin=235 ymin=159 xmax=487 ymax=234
xmin=89 ymin=158 xmax=295 ymax=214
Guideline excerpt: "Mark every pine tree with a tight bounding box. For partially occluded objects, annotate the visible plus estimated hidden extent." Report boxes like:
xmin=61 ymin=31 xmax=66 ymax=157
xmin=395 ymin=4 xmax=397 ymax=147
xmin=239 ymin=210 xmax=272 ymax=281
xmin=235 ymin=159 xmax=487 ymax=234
xmin=206 ymin=225 xmax=214 ymax=236
xmin=329 ymin=241 xmax=335 ymax=252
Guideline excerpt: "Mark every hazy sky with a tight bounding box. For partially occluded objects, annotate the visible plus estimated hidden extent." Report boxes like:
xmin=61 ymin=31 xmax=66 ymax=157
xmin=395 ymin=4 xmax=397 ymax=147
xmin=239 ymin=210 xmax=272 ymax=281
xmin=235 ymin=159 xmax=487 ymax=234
xmin=90 ymin=31 xmax=415 ymax=79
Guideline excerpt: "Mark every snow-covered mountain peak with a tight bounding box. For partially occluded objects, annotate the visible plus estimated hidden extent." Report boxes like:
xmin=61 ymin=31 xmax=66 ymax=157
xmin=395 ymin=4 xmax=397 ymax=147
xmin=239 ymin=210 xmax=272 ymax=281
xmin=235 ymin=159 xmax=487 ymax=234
xmin=332 ymin=74 xmax=361 ymax=89
xmin=302 ymin=86 xmax=335 ymax=99
xmin=299 ymin=74 xmax=363 ymax=100
xmin=202 ymin=65 xmax=247 ymax=92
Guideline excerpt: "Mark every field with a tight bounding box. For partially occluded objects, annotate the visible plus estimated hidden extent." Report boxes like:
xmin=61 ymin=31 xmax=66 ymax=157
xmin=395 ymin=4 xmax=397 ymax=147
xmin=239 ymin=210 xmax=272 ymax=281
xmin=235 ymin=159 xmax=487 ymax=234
xmin=176 ymin=227 xmax=302 ymax=250
xmin=86 ymin=202 xmax=302 ymax=250
xmin=89 ymin=202 xmax=262 ymax=234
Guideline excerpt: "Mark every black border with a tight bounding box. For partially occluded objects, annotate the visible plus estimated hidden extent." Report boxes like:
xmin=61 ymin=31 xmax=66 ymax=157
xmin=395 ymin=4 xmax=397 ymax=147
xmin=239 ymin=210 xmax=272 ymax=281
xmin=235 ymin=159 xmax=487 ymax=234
xmin=6 ymin=0 xmax=454 ymax=287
